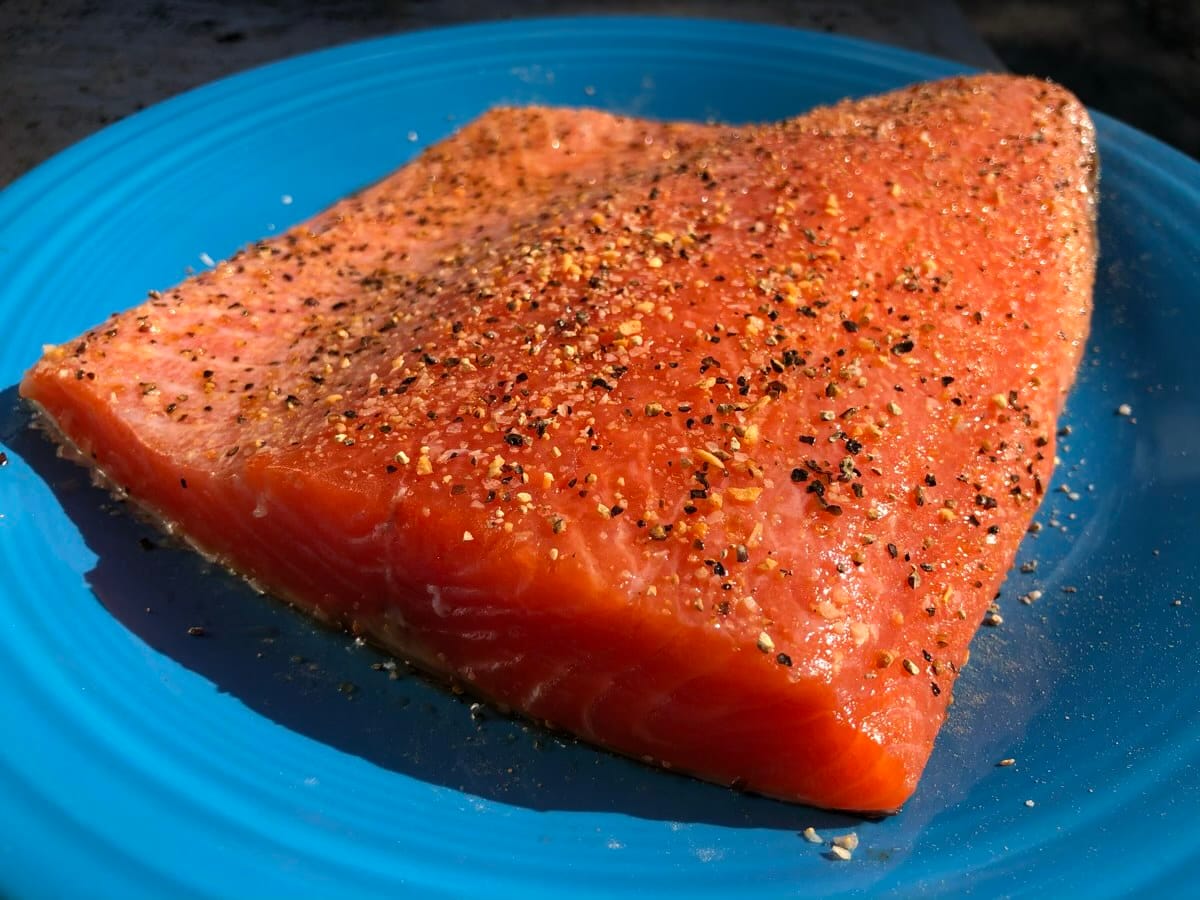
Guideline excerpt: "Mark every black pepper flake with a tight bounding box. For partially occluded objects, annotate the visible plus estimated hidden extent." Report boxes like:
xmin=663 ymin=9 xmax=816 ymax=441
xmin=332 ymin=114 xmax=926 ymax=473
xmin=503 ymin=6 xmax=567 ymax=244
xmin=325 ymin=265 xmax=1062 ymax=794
xmin=890 ymin=339 xmax=915 ymax=355
xmin=931 ymin=682 xmax=942 ymax=697
xmin=504 ymin=432 xmax=529 ymax=447
xmin=790 ymin=468 xmax=808 ymax=483
xmin=735 ymin=545 xmax=749 ymax=563
xmin=179 ymin=478 xmax=188 ymax=489
xmin=887 ymin=543 xmax=899 ymax=559
xmin=841 ymin=320 xmax=859 ymax=333
xmin=798 ymin=434 xmax=816 ymax=445
xmin=776 ymin=652 xmax=793 ymax=667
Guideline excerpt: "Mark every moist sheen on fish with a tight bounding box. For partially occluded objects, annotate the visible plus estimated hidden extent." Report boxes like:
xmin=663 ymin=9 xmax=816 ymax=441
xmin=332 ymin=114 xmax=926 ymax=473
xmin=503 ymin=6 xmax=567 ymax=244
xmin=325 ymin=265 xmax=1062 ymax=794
xmin=21 ymin=74 xmax=1097 ymax=813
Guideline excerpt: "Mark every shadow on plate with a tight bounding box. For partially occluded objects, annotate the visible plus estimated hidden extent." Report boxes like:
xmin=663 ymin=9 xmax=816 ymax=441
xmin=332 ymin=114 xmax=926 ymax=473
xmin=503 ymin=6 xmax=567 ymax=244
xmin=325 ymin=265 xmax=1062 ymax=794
xmin=0 ymin=385 xmax=865 ymax=831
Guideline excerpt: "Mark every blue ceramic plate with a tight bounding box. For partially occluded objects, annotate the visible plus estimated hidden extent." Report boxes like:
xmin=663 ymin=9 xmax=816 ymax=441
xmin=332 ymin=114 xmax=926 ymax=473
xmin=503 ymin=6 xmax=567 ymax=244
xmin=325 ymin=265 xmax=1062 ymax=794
xmin=1 ymin=18 xmax=1197 ymax=897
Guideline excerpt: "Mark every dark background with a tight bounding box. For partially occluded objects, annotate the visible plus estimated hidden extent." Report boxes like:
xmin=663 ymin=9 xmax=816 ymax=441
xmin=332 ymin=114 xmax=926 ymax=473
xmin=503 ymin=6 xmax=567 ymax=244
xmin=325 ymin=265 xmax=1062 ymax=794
xmin=961 ymin=0 xmax=1198 ymax=158
xmin=1 ymin=0 xmax=1197 ymax=189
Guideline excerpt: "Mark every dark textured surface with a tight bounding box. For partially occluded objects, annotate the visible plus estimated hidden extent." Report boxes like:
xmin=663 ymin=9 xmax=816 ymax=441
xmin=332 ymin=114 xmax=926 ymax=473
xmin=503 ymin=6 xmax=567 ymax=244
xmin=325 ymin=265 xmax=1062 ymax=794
xmin=3 ymin=1 xmax=1196 ymax=191
xmin=6 ymin=1 xmax=1195 ymax=188
xmin=0 ymin=0 xmax=1002 ymax=189
xmin=961 ymin=0 xmax=1200 ymax=160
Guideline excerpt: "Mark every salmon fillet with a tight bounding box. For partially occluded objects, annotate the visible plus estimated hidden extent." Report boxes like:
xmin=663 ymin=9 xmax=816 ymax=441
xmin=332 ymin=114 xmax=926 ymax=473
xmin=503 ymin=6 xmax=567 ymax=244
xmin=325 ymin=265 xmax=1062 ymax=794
xmin=21 ymin=74 xmax=1097 ymax=813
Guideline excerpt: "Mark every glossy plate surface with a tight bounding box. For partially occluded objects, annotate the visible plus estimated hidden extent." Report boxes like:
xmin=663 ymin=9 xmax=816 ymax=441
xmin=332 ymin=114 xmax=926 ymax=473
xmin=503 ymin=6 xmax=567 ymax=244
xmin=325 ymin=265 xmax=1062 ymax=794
xmin=0 ymin=17 xmax=1197 ymax=897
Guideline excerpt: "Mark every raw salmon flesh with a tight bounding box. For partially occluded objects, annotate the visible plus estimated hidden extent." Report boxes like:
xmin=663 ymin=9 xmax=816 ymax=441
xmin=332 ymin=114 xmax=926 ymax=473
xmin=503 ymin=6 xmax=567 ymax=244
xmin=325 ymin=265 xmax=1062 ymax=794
xmin=21 ymin=74 xmax=1097 ymax=812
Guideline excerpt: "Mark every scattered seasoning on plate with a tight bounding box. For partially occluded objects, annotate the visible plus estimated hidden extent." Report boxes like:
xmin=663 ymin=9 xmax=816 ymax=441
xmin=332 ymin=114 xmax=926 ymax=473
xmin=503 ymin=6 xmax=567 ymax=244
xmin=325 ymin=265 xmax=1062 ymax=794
xmin=832 ymin=833 xmax=859 ymax=852
xmin=801 ymin=827 xmax=822 ymax=843
xmin=186 ymin=625 xmax=206 ymax=637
